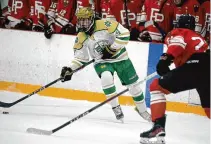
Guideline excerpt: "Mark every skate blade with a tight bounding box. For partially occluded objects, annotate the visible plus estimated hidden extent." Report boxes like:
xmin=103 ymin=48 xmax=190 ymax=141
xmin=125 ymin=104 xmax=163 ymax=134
xmin=118 ymin=118 xmax=124 ymax=123
xmin=134 ymin=107 xmax=152 ymax=123
xmin=140 ymin=137 xmax=165 ymax=144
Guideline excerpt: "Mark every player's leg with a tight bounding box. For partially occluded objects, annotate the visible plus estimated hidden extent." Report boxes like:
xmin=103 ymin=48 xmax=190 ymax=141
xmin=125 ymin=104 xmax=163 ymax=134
xmin=141 ymin=64 xmax=198 ymax=143
xmin=94 ymin=63 xmax=124 ymax=121
xmin=197 ymin=86 xmax=210 ymax=118
xmin=114 ymin=59 xmax=150 ymax=122
xmin=195 ymin=53 xmax=210 ymax=119
xmin=140 ymin=53 xmax=207 ymax=143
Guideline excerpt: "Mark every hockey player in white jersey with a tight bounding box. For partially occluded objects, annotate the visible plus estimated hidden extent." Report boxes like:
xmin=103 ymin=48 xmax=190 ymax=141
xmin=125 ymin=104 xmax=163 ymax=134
xmin=60 ymin=7 xmax=151 ymax=122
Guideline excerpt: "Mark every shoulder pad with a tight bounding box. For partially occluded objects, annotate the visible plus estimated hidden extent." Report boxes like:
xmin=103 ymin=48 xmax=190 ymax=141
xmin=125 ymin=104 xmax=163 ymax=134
xmin=74 ymin=32 xmax=88 ymax=50
xmin=95 ymin=20 xmax=119 ymax=33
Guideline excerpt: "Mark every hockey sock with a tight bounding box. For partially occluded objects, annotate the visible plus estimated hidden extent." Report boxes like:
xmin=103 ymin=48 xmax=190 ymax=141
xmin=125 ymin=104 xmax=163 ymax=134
xmin=132 ymin=92 xmax=148 ymax=113
xmin=150 ymin=91 xmax=166 ymax=122
xmin=103 ymin=85 xmax=119 ymax=108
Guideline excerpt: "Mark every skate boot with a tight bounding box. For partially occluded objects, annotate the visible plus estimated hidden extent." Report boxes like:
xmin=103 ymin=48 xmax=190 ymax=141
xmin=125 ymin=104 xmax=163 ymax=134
xmin=112 ymin=105 xmax=124 ymax=122
xmin=140 ymin=115 xmax=166 ymax=144
xmin=135 ymin=107 xmax=151 ymax=122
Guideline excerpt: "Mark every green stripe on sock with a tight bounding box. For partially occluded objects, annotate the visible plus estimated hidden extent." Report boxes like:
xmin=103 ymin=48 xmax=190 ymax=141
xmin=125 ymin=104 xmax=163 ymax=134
xmin=103 ymin=86 xmax=116 ymax=95
xmin=132 ymin=93 xmax=144 ymax=102
xmin=117 ymin=36 xmax=130 ymax=41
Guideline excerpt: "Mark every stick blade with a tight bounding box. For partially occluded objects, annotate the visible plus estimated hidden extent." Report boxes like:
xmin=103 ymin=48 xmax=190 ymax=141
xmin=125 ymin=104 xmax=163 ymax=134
xmin=0 ymin=101 xmax=11 ymax=108
xmin=27 ymin=128 xmax=53 ymax=135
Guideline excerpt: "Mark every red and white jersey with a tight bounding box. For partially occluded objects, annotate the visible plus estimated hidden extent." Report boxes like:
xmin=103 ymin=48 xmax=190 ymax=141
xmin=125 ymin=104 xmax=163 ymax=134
xmin=29 ymin=0 xmax=51 ymax=26
xmin=77 ymin=0 xmax=101 ymax=14
xmin=100 ymin=0 xmax=110 ymax=19
xmin=200 ymin=0 xmax=210 ymax=43
xmin=139 ymin=0 xmax=175 ymax=42
xmin=165 ymin=28 xmax=208 ymax=67
xmin=77 ymin=0 xmax=91 ymax=8
xmin=7 ymin=0 xmax=30 ymax=21
xmin=47 ymin=0 xmax=58 ymax=18
xmin=107 ymin=0 xmax=144 ymax=29
xmin=173 ymin=0 xmax=204 ymax=34
xmin=54 ymin=0 xmax=77 ymax=32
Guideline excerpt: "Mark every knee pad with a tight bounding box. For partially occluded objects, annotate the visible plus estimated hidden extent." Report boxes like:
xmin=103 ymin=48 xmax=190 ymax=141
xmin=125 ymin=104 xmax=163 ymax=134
xmin=101 ymin=71 xmax=114 ymax=89
xmin=150 ymin=79 xmax=170 ymax=94
xmin=127 ymin=81 xmax=143 ymax=96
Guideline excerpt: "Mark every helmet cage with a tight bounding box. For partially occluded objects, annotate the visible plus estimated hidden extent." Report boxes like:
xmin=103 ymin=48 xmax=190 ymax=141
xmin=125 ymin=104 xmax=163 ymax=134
xmin=76 ymin=7 xmax=95 ymax=32
xmin=76 ymin=16 xmax=94 ymax=32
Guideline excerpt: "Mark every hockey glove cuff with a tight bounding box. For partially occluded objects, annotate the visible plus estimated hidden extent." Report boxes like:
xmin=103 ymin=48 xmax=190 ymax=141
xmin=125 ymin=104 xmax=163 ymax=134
xmin=60 ymin=67 xmax=73 ymax=82
xmin=61 ymin=23 xmax=76 ymax=35
xmin=138 ymin=30 xmax=152 ymax=42
xmin=156 ymin=53 xmax=174 ymax=76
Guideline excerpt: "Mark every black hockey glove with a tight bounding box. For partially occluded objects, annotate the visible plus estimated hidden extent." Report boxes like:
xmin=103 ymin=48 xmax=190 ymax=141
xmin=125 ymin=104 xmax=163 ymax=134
xmin=32 ymin=24 xmax=44 ymax=32
xmin=60 ymin=24 xmax=76 ymax=35
xmin=22 ymin=18 xmax=33 ymax=30
xmin=0 ymin=16 xmax=6 ymax=28
xmin=156 ymin=53 xmax=174 ymax=76
xmin=138 ymin=30 xmax=152 ymax=42
xmin=130 ymin=28 xmax=140 ymax=41
xmin=60 ymin=67 xmax=73 ymax=82
xmin=15 ymin=19 xmax=33 ymax=30
xmin=44 ymin=24 xmax=54 ymax=39
xmin=101 ymin=46 xmax=116 ymax=59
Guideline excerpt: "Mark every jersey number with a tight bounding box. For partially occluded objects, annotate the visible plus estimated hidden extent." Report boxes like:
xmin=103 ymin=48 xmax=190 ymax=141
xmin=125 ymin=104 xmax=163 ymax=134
xmin=191 ymin=37 xmax=205 ymax=50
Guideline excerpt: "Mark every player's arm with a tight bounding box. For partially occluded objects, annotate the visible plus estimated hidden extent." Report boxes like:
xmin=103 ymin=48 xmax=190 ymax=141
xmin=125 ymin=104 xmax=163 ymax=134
xmin=71 ymin=33 xmax=90 ymax=69
xmin=101 ymin=20 xmax=130 ymax=59
xmin=156 ymin=35 xmax=186 ymax=76
xmin=166 ymin=35 xmax=186 ymax=58
xmin=60 ymin=32 xmax=90 ymax=82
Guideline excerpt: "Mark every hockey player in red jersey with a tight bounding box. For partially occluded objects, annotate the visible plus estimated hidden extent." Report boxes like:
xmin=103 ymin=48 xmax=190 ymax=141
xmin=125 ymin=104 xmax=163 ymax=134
xmin=199 ymin=0 xmax=210 ymax=44
xmin=173 ymin=0 xmax=204 ymax=34
xmin=29 ymin=0 xmax=51 ymax=32
xmin=44 ymin=0 xmax=77 ymax=39
xmin=140 ymin=14 xmax=210 ymax=144
xmin=106 ymin=0 xmax=144 ymax=40
xmin=100 ymin=0 xmax=110 ymax=19
xmin=138 ymin=0 xmax=175 ymax=43
xmin=5 ymin=0 xmax=30 ymax=29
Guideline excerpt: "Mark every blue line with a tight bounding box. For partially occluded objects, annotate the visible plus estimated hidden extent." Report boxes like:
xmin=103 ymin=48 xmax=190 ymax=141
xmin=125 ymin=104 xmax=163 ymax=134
xmin=145 ymin=43 xmax=163 ymax=107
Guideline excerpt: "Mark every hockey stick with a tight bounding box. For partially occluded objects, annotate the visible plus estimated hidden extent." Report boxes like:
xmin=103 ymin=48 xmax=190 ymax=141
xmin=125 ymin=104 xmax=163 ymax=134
xmin=26 ymin=72 xmax=157 ymax=135
xmin=0 ymin=59 xmax=95 ymax=108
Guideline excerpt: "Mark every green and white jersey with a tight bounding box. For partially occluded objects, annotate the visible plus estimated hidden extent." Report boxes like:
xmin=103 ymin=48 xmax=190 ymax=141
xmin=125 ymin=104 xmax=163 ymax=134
xmin=70 ymin=19 xmax=130 ymax=70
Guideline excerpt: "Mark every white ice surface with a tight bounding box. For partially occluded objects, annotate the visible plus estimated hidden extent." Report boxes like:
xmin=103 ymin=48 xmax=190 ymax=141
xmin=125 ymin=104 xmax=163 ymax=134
xmin=0 ymin=91 xmax=210 ymax=144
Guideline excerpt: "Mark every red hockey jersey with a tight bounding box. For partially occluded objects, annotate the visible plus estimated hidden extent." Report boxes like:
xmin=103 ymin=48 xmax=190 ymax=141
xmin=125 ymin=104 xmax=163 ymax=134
xmin=173 ymin=0 xmax=204 ymax=34
xmin=139 ymin=0 xmax=175 ymax=42
xmin=107 ymin=0 xmax=144 ymax=30
xmin=200 ymin=0 xmax=210 ymax=43
xmin=53 ymin=0 xmax=77 ymax=32
xmin=7 ymin=0 xmax=30 ymax=21
xmin=165 ymin=28 xmax=208 ymax=67
xmin=29 ymin=0 xmax=51 ymax=26
xmin=77 ymin=0 xmax=91 ymax=8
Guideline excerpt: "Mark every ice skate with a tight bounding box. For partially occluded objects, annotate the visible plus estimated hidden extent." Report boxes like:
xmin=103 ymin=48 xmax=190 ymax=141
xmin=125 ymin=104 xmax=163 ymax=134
xmin=135 ymin=107 xmax=151 ymax=122
xmin=140 ymin=115 xmax=166 ymax=144
xmin=112 ymin=105 xmax=124 ymax=123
